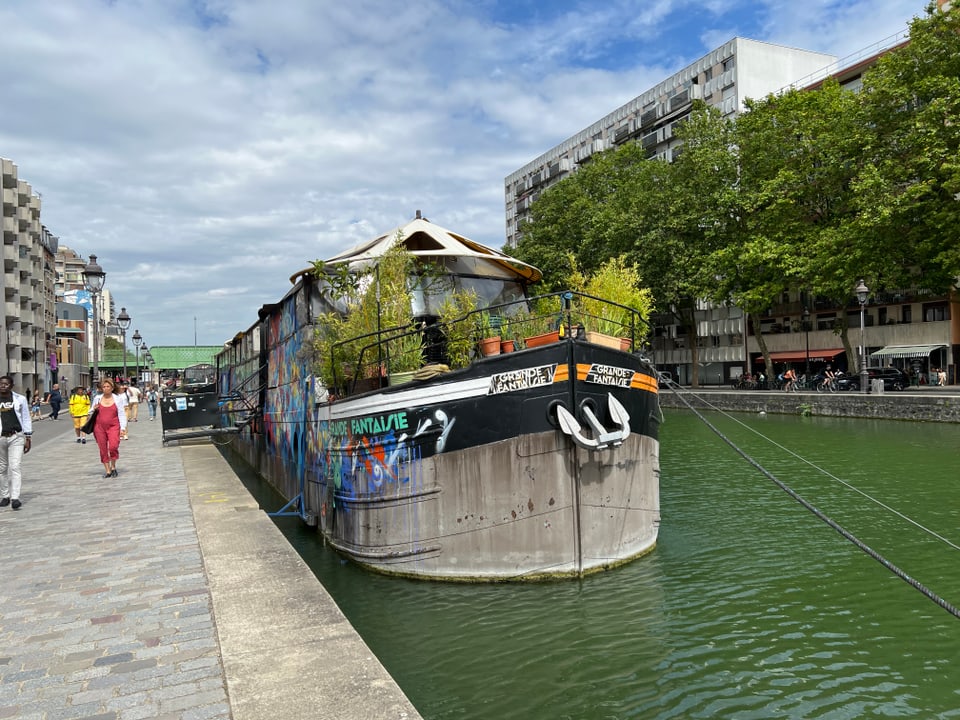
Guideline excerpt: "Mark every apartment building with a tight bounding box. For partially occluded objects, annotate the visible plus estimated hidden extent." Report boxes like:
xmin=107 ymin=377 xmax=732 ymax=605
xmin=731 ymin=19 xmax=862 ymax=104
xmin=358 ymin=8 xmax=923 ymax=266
xmin=1 ymin=157 xmax=57 ymax=396
xmin=504 ymin=38 xmax=837 ymax=247
xmin=506 ymin=28 xmax=957 ymax=385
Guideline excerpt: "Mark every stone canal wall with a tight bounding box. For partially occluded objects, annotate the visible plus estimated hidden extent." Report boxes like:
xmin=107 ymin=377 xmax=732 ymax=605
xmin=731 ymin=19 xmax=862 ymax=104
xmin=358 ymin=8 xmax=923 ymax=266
xmin=658 ymin=390 xmax=960 ymax=423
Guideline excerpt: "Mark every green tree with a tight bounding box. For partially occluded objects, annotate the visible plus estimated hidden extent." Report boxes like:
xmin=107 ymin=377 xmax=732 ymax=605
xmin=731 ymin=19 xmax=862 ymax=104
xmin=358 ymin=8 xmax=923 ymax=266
xmin=717 ymin=81 xmax=865 ymax=376
xmin=514 ymin=142 xmax=651 ymax=289
xmin=853 ymin=2 xmax=960 ymax=293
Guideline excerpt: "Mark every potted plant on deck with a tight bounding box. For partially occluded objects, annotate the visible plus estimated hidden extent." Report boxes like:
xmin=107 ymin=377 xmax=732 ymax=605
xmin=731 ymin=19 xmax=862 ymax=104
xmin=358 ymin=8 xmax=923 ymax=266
xmin=568 ymin=255 xmax=653 ymax=350
xmin=437 ymin=288 xmax=479 ymax=369
xmin=311 ymin=232 xmax=423 ymax=393
xmin=477 ymin=312 xmax=501 ymax=356
xmin=522 ymin=294 xmax=563 ymax=348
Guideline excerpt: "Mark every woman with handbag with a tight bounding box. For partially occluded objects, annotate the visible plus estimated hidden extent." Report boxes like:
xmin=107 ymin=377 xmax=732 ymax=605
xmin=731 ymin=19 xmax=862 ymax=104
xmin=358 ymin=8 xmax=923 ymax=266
xmin=87 ymin=378 xmax=127 ymax=478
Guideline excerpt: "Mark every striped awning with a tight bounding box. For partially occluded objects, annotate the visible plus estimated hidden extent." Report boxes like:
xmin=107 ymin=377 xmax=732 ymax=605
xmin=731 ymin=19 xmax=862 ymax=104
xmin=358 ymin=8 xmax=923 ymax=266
xmin=870 ymin=344 xmax=947 ymax=359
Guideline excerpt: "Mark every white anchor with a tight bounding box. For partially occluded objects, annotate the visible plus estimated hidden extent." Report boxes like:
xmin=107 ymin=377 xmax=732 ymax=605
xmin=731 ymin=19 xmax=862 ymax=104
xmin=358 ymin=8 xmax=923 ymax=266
xmin=556 ymin=393 xmax=631 ymax=450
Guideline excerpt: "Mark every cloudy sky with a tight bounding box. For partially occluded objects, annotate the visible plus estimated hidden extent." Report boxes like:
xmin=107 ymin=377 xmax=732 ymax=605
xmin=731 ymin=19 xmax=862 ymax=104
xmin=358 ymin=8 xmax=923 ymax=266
xmin=1 ymin=0 xmax=924 ymax=347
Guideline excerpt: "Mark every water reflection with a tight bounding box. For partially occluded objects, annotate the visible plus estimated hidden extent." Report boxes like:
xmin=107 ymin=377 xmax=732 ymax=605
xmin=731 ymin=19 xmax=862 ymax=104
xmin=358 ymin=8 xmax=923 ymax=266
xmin=223 ymin=409 xmax=960 ymax=718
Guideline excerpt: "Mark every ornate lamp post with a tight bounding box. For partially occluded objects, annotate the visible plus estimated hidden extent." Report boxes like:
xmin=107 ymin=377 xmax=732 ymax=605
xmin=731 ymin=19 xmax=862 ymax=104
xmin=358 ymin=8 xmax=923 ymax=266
xmin=117 ymin=307 xmax=131 ymax=381
xmin=802 ymin=307 xmax=811 ymax=379
xmin=132 ymin=329 xmax=142 ymax=384
xmin=140 ymin=344 xmax=149 ymax=384
xmin=855 ymin=279 xmax=869 ymax=394
xmin=82 ymin=255 xmax=106 ymax=385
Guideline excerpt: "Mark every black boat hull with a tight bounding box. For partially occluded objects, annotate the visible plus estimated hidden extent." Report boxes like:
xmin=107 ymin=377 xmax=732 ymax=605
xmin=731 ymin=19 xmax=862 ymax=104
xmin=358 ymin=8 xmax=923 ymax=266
xmin=311 ymin=338 xmax=661 ymax=580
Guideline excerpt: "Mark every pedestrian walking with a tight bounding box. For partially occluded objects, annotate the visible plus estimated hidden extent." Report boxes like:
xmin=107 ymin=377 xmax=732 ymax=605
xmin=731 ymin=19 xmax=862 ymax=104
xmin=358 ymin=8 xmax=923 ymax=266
xmin=46 ymin=383 xmax=63 ymax=420
xmin=127 ymin=380 xmax=142 ymax=422
xmin=69 ymin=386 xmax=92 ymax=444
xmin=89 ymin=378 xmax=127 ymax=478
xmin=0 ymin=375 xmax=33 ymax=510
xmin=30 ymin=390 xmax=42 ymax=421
xmin=117 ymin=381 xmax=131 ymax=440
xmin=146 ymin=385 xmax=159 ymax=421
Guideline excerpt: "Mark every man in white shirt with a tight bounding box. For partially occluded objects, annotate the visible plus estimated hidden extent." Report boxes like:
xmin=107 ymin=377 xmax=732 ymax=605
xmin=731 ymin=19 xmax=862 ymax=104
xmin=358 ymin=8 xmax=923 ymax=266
xmin=0 ymin=375 xmax=33 ymax=510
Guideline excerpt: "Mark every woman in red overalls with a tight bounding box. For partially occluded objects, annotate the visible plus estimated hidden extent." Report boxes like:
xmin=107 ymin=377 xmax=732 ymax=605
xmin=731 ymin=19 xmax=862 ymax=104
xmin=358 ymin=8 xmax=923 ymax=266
xmin=89 ymin=378 xmax=127 ymax=478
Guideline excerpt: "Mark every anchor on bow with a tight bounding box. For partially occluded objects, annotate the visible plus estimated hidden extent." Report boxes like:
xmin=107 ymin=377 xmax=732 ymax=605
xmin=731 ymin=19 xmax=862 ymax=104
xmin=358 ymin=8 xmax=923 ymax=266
xmin=556 ymin=393 xmax=631 ymax=450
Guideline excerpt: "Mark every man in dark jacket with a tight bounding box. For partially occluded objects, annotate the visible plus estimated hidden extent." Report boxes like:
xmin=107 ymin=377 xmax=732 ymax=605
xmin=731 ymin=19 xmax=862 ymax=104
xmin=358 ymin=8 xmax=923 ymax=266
xmin=46 ymin=383 xmax=63 ymax=420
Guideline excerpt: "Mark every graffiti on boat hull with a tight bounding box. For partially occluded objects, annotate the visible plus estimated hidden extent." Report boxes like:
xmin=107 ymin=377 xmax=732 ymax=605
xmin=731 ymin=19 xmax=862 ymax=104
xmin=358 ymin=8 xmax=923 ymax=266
xmin=318 ymin=407 xmax=456 ymax=503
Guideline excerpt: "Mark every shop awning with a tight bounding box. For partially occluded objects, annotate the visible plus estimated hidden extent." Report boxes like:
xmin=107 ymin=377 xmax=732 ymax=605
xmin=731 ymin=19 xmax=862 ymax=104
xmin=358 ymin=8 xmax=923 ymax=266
xmin=870 ymin=344 xmax=947 ymax=359
xmin=762 ymin=348 xmax=846 ymax=363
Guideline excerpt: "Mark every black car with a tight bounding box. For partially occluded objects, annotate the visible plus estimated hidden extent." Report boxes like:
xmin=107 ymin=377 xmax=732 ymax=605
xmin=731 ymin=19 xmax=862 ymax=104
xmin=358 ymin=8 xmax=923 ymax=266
xmin=836 ymin=367 xmax=909 ymax=391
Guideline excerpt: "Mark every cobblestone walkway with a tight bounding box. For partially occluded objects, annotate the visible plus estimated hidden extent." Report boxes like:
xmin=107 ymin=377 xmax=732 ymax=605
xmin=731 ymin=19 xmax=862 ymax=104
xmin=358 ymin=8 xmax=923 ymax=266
xmin=0 ymin=416 xmax=230 ymax=720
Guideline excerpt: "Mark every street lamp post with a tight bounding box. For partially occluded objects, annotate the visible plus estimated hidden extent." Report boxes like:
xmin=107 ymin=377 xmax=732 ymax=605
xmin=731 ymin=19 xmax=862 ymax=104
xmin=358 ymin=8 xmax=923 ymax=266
xmin=144 ymin=350 xmax=153 ymax=385
xmin=140 ymin=344 xmax=148 ymax=385
xmin=82 ymin=255 xmax=106 ymax=385
xmin=132 ymin=330 xmax=142 ymax=385
xmin=117 ymin=307 xmax=131 ymax=381
xmin=855 ymin=279 xmax=869 ymax=395
xmin=802 ymin=307 xmax=811 ymax=379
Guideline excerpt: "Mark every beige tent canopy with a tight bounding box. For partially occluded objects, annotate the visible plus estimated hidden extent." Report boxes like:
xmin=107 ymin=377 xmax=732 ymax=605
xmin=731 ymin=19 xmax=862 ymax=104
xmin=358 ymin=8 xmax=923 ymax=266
xmin=290 ymin=215 xmax=542 ymax=285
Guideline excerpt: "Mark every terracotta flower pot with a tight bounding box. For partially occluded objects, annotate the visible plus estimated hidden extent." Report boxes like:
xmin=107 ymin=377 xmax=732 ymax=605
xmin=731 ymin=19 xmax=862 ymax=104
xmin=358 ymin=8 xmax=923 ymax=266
xmin=479 ymin=336 xmax=501 ymax=356
xmin=500 ymin=339 xmax=516 ymax=353
xmin=523 ymin=330 xmax=561 ymax=348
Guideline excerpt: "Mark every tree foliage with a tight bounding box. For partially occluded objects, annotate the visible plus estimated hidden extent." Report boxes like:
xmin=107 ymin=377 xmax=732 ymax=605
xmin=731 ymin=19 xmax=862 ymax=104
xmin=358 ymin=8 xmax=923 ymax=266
xmin=514 ymin=3 xmax=959 ymax=384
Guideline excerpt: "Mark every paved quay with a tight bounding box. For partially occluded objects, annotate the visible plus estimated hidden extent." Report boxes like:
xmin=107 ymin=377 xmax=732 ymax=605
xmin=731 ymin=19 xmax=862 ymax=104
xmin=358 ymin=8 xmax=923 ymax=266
xmin=0 ymin=412 xmax=421 ymax=720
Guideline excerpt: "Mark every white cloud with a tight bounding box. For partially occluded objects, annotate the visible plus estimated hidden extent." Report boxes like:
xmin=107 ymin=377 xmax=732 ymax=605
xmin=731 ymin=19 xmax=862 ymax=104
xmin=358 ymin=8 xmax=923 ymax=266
xmin=0 ymin=0 xmax=923 ymax=346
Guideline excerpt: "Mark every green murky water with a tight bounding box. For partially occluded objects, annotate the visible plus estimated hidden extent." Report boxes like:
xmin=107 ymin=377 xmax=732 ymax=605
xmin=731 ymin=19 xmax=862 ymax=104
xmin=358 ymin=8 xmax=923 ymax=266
xmin=243 ymin=409 xmax=960 ymax=718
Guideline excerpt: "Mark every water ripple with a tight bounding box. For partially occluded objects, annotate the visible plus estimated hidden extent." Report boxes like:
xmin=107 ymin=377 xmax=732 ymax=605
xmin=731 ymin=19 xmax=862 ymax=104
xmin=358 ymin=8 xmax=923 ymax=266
xmin=261 ymin=411 xmax=960 ymax=719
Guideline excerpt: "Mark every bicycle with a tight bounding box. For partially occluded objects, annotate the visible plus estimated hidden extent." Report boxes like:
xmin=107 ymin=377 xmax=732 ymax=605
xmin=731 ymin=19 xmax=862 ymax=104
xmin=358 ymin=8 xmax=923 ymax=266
xmin=816 ymin=377 xmax=837 ymax=392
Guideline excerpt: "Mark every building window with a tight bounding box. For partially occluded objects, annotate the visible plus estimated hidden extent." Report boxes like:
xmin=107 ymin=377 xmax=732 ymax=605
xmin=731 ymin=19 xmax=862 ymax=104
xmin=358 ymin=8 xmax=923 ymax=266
xmin=902 ymin=305 xmax=912 ymax=323
xmin=722 ymin=57 xmax=735 ymax=72
xmin=923 ymin=302 xmax=949 ymax=322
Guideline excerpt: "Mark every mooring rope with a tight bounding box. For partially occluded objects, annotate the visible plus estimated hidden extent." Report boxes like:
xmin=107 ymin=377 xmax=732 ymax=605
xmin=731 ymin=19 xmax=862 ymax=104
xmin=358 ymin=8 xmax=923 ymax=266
xmin=695 ymin=397 xmax=960 ymax=553
xmin=659 ymin=379 xmax=960 ymax=621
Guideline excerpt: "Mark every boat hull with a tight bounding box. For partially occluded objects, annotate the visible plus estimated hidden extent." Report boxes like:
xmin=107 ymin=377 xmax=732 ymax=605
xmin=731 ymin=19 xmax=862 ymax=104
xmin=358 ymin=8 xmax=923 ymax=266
xmin=312 ymin=339 xmax=661 ymax=580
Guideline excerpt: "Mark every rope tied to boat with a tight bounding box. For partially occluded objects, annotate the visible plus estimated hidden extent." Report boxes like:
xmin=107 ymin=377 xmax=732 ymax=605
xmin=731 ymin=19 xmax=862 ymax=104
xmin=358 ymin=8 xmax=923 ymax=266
xmin=660 ymin=379 xmax=960 ymax=621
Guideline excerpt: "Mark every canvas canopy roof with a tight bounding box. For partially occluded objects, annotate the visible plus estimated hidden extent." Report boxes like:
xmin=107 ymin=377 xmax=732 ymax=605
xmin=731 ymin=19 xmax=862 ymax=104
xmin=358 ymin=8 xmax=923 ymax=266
xmin=290 ymin=216 xmax=542 ymax=284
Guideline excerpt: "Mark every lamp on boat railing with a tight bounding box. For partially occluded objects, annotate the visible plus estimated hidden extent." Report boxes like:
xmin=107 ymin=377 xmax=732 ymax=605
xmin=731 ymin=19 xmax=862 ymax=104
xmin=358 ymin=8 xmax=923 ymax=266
xmin=855 ymin=279 xmax=869 ymax=395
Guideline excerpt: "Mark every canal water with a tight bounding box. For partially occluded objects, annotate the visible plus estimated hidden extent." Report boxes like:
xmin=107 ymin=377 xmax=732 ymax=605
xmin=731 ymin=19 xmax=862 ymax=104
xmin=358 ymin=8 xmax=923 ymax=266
xmin=237 ymin=409 xmax=960 ymax=718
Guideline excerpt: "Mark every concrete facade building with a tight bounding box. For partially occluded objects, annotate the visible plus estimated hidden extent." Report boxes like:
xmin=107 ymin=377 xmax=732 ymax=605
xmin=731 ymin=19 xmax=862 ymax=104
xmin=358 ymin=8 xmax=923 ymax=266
xmin=1 ymin=157 xmax=57 ymax=397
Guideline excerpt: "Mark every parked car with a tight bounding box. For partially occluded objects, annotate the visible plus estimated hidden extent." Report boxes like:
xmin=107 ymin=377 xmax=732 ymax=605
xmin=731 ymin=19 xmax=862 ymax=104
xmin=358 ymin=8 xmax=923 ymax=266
xmin=836 ymin=367 xmax=909 ymax=392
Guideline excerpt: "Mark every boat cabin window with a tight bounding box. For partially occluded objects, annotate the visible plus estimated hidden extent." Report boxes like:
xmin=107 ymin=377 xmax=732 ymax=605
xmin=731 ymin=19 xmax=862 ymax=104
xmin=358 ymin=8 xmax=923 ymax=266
xmin=412 ymin=276 xmax=527 ymax=317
